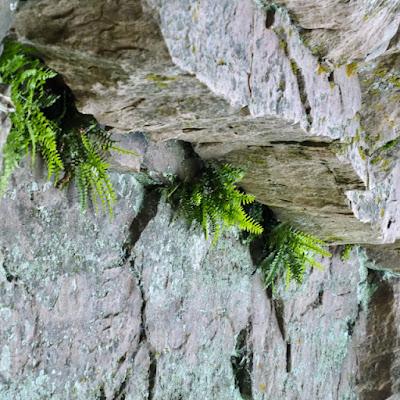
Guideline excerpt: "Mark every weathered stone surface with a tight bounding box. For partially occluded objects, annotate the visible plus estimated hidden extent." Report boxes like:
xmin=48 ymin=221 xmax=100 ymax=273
xmin=109 ymin=132 xmax=202 ymax=182
xmin=0 ymin=0 xmax=16 ymax=52
xmin=270 ymin=0 xmax=400 ymax=63
xmin=0 ymin=165 xmax=399 ymax=398
xmin=0 ymin=0 xmax=16 ymax=154
xmin=3 ymin=3 xmax=400 ymax=397
xmin=11 ymin=0 xmax=400 ymax=244
xmin=144 ymin=0 xmax=400 ymax=244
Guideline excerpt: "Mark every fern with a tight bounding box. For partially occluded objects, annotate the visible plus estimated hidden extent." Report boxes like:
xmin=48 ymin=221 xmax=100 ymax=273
xmin=168 ymin=163 xmax=264 ymax=243
xmin=261 ymin=223 xmax=331 ymax=290
xmin=0 ymin=41 xmax=135 ymax=214
xmin=54 ymin=122 xmax=124 ymax=214
xmin=0 ymin=41 xmax=63 ymax=192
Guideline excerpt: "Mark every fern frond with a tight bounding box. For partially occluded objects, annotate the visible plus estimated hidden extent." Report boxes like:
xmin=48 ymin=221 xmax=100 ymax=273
xmin=167 ymin=162 xmax=264 ymax=243
xmin=260 ymin=223 xmax=331 ymax=290
xmin=0 ymin=41 xmax=64 ymax=192
xmin=0 ymin=41 xmax=136 ymax=215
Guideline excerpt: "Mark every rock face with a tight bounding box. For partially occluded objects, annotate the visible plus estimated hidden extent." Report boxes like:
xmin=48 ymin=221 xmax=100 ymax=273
xmin=11 ymin=0 xmax=400 ymax=244
xmin=1 ymin=168 xmax=400 ymax=399
xmin=1 ymin=1 xmax=400 ymax=400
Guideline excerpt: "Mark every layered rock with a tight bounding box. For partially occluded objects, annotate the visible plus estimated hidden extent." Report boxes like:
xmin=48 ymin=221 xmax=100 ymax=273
xmin=11 ymin=0 xmax=400 ymax=244
xmin=1 ymin=1 xmax=400 ymax=399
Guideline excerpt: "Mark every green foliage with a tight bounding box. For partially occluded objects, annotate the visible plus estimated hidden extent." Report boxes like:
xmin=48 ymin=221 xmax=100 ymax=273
xmin=0 ymin=41 xmax=63 ymax=192
xmin=261 ymin=223 xmax=331 ymax=290
xmin=0 ymin=41 xmax=135 ymax=214
xmin=340 ymin=244 xmax=353 ymax=261
xmin=240 ymin=202 xmax=264 ymax=245
xmin=168 ymin=163 xmax=264 ymax=243
xmin=61 ymin=124 xmax=116 ymax=214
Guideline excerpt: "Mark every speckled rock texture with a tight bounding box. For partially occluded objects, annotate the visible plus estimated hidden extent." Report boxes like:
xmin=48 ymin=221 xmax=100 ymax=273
xmin=143 ymin=0 xmax=400 ymax=245
xmin=0 ymin=166 xmax=399 ymax=399
xmin=1 ymin=167 xmax=400 ymax=399
xmin=10 ymin=0 xmax=400 ymax=244
xmin=0 ymin=0 xmax=16 ymax=52
xmin=1 ymin=1 xmax=400 ymax=399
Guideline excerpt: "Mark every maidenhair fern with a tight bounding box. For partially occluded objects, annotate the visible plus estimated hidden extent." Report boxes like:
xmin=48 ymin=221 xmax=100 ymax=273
xmin=0 ymin=40 xmax=135 ymax=214
xmin=261 ymin=223 xmax=331 ymax=289
xmin=168 ymin=163 xmax=264 ymax=243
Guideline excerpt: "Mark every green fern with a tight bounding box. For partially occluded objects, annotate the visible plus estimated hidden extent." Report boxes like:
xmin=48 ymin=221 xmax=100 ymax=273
xmin=168 ymin=163 xmax=264 ymax=243
xmin=58 ymin=122 xmax=137 ymax=214
xmin=0 ymin=41 xmax=136 ymax=214
xmin=261 ymin=223 xmax=331 ymax=290
xmin=0 ymin=41 xmax=63 ymax=192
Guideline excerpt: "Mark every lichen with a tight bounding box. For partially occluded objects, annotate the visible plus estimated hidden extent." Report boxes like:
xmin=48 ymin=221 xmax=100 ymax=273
xmin=357 ymin=146 xmax=368 ymax=161
xmin=345 ymin=62 xmax=358 ymax=77
xmin=356 ymin=248 xmax=378 ymax=311
xmin=316 ymin=63 xmax=330 ymax=75
xmin=145 ymin=73 xmax=177 ymax=89
xmin=0 ymin=372 xmax=59 ymax=400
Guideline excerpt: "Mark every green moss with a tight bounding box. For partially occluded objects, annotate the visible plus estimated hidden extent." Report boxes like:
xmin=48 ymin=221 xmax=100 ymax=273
xmin=345 ymin=62 xmax=358 ymax=77
xmin=380 ymin=159 xmax=391 ymax=172
xmin=358 ymin=146 xmax=368 ymax=161
xmin=379 ymin=136 xmax=400 ymax=152
xmin=325 ymin=235 xmax=344 ymax=243
xmin=370 ymin=155 xmax=382 ymax=165
xmin=290 ymin=59 xmax=299 ymax=75
xmin=340 ymin=244 xmax=353 ymax=261
xmin=279 ymin=39 xmax=288 ymax=54
xmin=146 ymin=73 xmax=177 ymax=89
xmin=353 ymin=130 xmax=361 ymax=143
xmin=316 ymin=63 xmax=330 ymax=75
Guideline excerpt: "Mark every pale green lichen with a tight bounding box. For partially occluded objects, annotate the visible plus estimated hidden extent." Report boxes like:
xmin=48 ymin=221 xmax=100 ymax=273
xmin=356 ymin=248 xmax=378 ymax=311
xmin=345 ymin=62 xmax=358 ymax=77
xmin=145 ymin=73 xmax=177 ymax=89
xmin=1 ymin=173 xmax=144 ymax=284
xmin=253 ymin=0 xmax=278 ymax=11
xmin=0 ymin=347 xmax=11 ymax=375
xmin=0 ymin=371 xmax=59 ymax=400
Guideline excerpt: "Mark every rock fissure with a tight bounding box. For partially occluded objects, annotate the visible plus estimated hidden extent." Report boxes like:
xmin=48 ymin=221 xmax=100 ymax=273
xmin=0 ymin=1 xmax=400 ymax=399
xmin=231 ymin=324 xmax=254 ymax=400
xmin=147 ymin=351 xmax=157 ymax=400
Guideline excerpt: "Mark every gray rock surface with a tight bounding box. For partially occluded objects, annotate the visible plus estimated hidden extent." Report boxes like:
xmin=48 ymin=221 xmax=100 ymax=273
xmin=0 ymin=0 xmax=16 ymax=52
xmin=0 ymin=166 xmax=399 ymax=399
xmin=144 ymin=0 xmax=400 ymax=245
xmin=11 ymin=0 xmax=400 ymax=244
xmin=1 ymin=1 xmax=400 ymax=399
xmin=0 ymin=0 xmax=16 ymax=151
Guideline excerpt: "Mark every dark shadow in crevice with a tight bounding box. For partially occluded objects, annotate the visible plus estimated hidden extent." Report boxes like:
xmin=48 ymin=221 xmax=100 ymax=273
xmin=357 ymin=270 xmax=396 ymax=400
xmin=231 ymin=325 xmax=254 ymax=400
xmin=112 ymin=374 xmax=128 ymax=400
xmin=286 ymin=342 xmax=292 ymax=373
xmin=148 ymin=351 xmax=157 ymax=400
xmin=97 ymin=385 xmax=106 ymax=400
xmin=265 ymin=8 xmax=275 ymax=29
xmin=121 ymin=188 xmax=161 ymax=263
xmin=247 ymin=204 xmax=276 ymax=267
